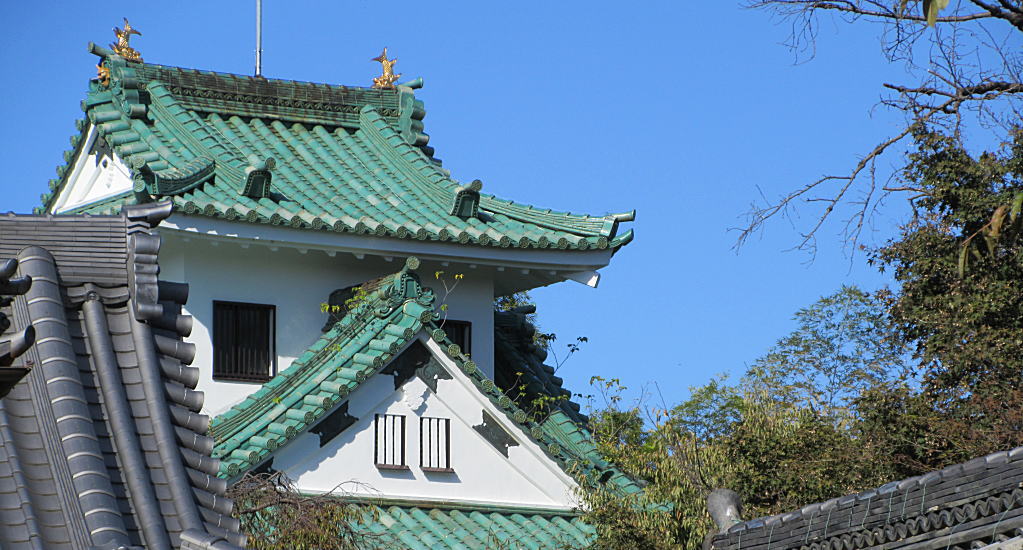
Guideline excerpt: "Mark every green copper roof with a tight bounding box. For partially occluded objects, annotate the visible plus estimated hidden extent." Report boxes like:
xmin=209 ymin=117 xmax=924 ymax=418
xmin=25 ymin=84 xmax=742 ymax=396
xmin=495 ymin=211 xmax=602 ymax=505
xmin=352 ymin=502 xmax=595 ymax=549
xmin=43 ymin=47 xmax=635 ymax=252
xmin=209 ymin=259 xmax=642 ymax=500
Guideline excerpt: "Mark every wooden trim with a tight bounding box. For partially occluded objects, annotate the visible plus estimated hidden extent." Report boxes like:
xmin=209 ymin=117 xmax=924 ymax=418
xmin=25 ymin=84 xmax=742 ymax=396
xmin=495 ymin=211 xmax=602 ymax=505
xmin=374 ymin=463 xmax=410 ymax=471
xmin=375 ymin=413 xmax=406 ymax=467
xmin=421 ymin=467 xmax=455 ymax=473
xmin=420 ymin=416 xmax=452 ymax=471
xmin=445 ymin=416 xmax=451 ymax=470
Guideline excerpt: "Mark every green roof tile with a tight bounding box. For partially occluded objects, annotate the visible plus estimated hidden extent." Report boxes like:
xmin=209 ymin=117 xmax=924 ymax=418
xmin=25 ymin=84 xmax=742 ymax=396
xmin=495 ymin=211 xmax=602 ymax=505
xmin=346 ymin=501 xmax=596 ymax=548
xmin=46 ymin=52 xmax=634 ymax=252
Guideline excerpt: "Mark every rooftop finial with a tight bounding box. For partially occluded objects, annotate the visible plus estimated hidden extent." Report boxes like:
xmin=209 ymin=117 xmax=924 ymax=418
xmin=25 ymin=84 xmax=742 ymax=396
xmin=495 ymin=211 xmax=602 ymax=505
xmin=111 ymin=18 xmax=143 ymax=63
xmin=371 ymin=48 xmax=401 ymax=89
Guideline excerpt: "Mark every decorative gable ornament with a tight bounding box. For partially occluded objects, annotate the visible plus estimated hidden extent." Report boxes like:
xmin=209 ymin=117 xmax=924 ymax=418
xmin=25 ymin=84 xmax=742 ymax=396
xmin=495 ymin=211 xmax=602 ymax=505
xmin=243 ymin=157 xmax=276 ymax=199
xmin=371 ymin=47 xmax=401 ymax=89
xmin=110 ymin=17 xmax=143 ymax=63
xmin=450 ymin=179 xmax=482 ymax=219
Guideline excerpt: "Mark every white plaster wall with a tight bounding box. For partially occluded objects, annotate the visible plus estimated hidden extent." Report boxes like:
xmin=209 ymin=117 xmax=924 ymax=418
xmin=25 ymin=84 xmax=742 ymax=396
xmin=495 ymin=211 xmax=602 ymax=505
xmin=428 ymin=270 xmax=494 ymax=380
xmin=273 ymin=336 xmax=577 ymax=509
xmin=52 ymin=125 xmax=134 ymax=214
xmin=157 ymin=231 xmax=496 ymax=416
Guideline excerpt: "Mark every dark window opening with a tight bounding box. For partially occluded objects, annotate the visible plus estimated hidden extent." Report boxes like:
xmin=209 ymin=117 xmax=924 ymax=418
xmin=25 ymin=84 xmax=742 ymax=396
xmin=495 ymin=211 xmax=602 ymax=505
xmin=420 ymin=417 xmax=452 ymax=472
xmin=375 ymin=414 xmax=407 ymax=469
xmin=212 ymin=301 xmax=276 ymax=383
xmin=442 ymin=320 xmax=471 ymax=355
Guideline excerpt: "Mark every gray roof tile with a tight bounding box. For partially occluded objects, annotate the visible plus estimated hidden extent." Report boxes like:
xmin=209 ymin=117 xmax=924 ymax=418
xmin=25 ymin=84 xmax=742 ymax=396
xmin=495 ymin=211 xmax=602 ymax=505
xmin=711 ymin=445 xmax=1023 ymax=550
xmin=0 ymin=203 xmax=245 ymax=549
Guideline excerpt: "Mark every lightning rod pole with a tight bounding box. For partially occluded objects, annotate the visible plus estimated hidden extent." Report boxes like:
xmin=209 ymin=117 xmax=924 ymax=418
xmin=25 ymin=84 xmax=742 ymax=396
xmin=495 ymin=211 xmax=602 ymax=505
xmin=255 ymin=0 xmax=263 ymax=76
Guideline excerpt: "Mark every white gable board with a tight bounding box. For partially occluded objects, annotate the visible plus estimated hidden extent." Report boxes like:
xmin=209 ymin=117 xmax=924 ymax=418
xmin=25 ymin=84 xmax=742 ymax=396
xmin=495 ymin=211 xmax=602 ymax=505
xmin=272 ymin=335 xmax=579 ymax=510
xmin=51 ymin=124 xmax=134 ymax=214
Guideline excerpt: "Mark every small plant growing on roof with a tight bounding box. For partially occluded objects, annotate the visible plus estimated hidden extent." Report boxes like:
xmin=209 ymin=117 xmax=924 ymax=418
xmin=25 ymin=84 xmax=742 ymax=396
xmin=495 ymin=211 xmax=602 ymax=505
xmin=433 ymin=270 xmax=465 ymax=330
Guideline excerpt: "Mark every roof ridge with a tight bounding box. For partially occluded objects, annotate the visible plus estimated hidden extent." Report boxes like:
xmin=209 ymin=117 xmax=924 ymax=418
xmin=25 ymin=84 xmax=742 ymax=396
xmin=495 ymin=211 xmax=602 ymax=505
xmin=88 ymin=41 xmax=386 ymax=92
xmin=356 ymin=106 xmax=450 ymax=213
xmin=357 ymin=106 xmax=621 ymax=242
xmin=51 ymin=49 xmax=636 ymax=253
xmin=721 ymin=444 xmax=1023 ymax=539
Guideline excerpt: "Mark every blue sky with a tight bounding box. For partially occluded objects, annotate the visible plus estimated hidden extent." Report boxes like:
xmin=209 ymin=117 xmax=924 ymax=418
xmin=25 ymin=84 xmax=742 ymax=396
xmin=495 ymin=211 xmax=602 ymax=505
xmin=1 ymin=2 xmax=919 ymax=408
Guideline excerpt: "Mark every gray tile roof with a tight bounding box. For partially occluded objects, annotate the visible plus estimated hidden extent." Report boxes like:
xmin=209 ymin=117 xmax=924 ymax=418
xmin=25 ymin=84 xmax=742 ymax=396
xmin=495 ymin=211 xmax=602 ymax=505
xmin=0 ymin=257 xmax=34 ymax=397
xmin=0 ymin=203 xmax=245 ymax=550
xmin=709 ymin=446 xmax=1023 ymax=550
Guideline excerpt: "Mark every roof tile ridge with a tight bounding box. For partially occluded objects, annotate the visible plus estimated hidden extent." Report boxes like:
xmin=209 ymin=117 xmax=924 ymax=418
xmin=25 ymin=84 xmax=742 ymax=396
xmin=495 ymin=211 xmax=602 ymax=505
xmin=210 ymin=318 xmax=365 ymax=444
xmin=717 ymin=444 xmax=1023 ymax=543
xmin=97 ymin=61 xmax=191 ymax=170
xmin=493 ymin=309 xmax=587 ymax=423
xmin=67 ymin=62 xmax=214 ymax=208
xmin=479 ymin=197 xmax=617 ymax=239
xmin=146 ymin=82 xmax=248 ymax=171
xmin=139 ymin=86 xmax=243 ymax=195
xmin=139 ymin=59 xmax=381 ymax=91
xmin=357 ymin=106 xmax=452 ymax=213
xmin=119 ymin=203 xmax=246 ymax=546
xmin=14 ymin=246 xmax=122 ymax=542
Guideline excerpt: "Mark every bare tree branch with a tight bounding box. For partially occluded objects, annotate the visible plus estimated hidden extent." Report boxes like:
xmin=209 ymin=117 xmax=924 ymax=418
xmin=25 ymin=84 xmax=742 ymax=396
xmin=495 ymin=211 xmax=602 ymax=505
xmin=227 ymin=472 xmax=383 ymax=550
xmin=736 ymin=0 xmax=1023 ymax=254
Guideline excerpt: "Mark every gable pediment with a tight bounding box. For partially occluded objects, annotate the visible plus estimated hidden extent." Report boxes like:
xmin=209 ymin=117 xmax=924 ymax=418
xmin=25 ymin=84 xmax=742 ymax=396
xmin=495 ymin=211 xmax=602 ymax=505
xmin=50 ymin=124 xmax=134 ymax=214
xmin=267 ymin=335 xmax=580 ymax=509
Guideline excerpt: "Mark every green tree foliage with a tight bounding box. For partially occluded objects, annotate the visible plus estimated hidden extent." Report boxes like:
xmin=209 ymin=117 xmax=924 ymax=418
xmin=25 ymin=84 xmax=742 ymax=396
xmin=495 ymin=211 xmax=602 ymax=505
xmin=579 ymin=287 xmax=905 ymax=550
xmin=744 ymin=286 xmax=911 ymax=417
xmin=872 ymin=126 xmax=1023 ymax=464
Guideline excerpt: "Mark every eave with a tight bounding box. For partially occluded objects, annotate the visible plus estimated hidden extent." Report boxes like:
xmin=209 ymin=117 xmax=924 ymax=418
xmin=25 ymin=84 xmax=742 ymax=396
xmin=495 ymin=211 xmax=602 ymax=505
xmin=158 ymin=214 xmax=616 ymax=293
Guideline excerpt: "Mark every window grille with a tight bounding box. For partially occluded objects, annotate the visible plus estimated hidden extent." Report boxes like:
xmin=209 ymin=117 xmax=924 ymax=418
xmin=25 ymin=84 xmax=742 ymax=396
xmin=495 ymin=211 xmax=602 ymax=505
xmin=374 ymin=414 xmax=406 ymax=469
xmin=212 ymin=301 xmax=276 ymax=382
xmin=420 ymin=417 xmax=452 ymax=472
xmin=442 ymin=320 xmax=471 ymax=355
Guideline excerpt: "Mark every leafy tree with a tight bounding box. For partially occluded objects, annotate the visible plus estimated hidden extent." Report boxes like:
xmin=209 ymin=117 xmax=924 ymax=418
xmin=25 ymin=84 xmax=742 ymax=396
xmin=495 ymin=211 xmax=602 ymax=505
xmin=579 ymin=287 xmax=903 ymax=550
xmin=878 ymin=128 xmax=1023 ymax=386
xmin=871 ymin=126 xmax=1023 ymax=464
xmin=744 ymin=285 xmax=911 ymax=417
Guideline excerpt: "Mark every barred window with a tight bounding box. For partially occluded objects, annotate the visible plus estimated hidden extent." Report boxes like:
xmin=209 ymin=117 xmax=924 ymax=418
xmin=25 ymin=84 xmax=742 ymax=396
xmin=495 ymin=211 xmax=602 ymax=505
xmin=212 ymin=301 xmax=276 ymax=382
xmin=374 ymin=414 xmax=407 ymax=469
xmin=420 ymin=417 xmax=452 ymax=472
xmin=442 ymin=320 xmax=471 ymax=355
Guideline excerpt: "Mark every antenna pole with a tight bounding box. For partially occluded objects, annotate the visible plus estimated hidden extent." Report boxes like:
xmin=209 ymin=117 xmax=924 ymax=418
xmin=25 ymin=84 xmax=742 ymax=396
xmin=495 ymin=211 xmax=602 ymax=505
xmin=255 ymin=0 xmax=263 ymax=76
